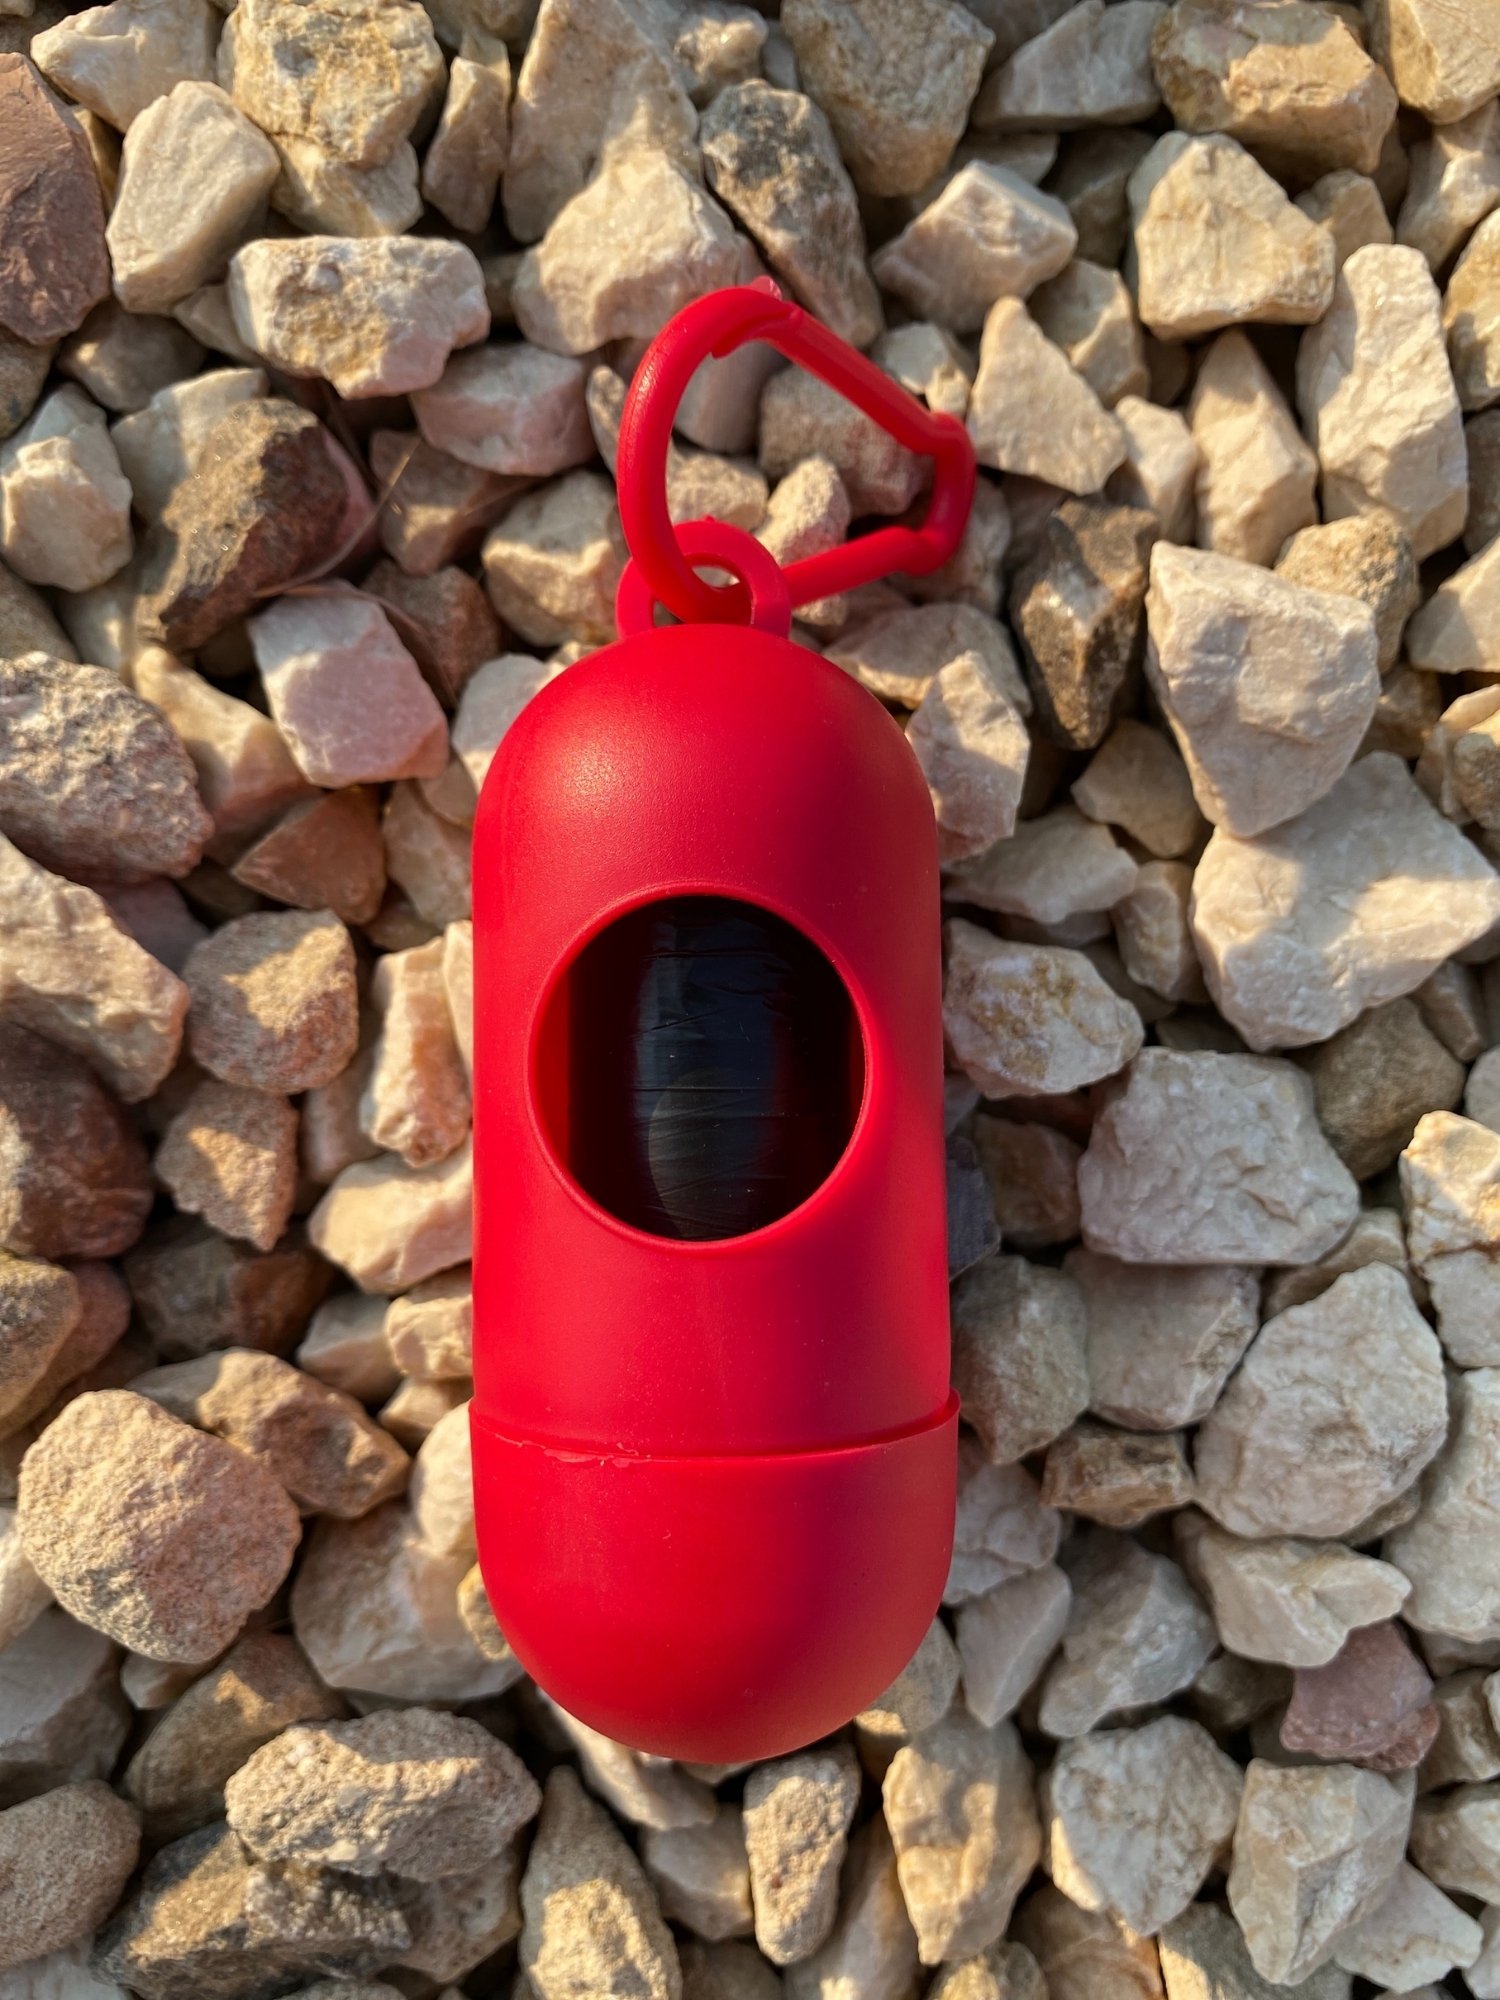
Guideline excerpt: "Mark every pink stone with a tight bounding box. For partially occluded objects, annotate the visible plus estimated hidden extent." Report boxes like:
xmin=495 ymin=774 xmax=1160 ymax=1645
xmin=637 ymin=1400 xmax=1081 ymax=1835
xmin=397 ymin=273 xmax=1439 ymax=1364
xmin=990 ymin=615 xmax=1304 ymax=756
xmin=1281 ymin=1620 xmax=1439 ymax=1771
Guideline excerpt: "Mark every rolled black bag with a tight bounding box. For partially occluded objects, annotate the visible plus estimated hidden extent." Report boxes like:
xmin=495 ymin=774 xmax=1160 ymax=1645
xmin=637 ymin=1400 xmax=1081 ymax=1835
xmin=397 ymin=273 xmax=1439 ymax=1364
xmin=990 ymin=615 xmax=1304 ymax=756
xmin=568 ymin=894 xmax=861 ymax=1241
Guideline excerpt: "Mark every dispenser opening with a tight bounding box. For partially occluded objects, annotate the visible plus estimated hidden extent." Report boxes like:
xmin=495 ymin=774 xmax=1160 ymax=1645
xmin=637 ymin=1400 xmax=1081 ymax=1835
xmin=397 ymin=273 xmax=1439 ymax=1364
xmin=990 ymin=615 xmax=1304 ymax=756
xmin=534 ymin=895 xmax=865 ymax=1242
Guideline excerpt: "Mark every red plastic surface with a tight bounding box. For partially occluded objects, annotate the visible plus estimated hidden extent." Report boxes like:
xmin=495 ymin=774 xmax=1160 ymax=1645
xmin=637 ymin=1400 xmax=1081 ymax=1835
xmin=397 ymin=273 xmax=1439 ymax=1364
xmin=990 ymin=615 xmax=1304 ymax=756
xmin=470 ymin=622 xmax=957 ymax=1758
xmin=616 ymin=280 xmax=977 ymax=625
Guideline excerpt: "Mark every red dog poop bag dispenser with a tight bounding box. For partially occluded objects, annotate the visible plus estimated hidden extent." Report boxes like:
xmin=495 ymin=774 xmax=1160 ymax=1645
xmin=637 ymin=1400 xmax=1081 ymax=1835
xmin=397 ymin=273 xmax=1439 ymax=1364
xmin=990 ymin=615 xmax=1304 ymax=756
xmin=470 ymin=283 xmax=971 ymax=1764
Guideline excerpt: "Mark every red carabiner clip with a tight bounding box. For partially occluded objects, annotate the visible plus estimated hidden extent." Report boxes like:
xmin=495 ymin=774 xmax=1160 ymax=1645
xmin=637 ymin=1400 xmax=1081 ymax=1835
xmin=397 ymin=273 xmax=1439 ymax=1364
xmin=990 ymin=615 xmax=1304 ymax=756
xmin=616 ymin=280 xmax=977 ymax=628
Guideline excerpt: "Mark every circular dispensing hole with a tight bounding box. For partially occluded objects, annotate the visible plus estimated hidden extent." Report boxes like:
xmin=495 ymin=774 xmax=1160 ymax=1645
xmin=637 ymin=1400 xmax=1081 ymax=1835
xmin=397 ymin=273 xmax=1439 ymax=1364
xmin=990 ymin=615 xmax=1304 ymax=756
xmin=532 ymin=895 xmax=867 ymax=1244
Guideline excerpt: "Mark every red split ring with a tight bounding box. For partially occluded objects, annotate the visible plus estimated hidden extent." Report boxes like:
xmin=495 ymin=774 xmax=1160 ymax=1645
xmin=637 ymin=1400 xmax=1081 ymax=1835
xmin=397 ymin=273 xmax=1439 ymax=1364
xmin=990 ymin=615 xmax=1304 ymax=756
xmin=615 ymin=518 xmax=793 ymax=639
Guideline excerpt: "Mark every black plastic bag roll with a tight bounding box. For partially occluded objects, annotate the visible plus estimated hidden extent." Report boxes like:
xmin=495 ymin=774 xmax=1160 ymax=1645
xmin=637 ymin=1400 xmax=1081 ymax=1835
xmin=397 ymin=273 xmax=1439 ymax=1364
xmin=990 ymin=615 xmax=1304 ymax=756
xmin=568 ymin=895 xmax=862 ymax=1241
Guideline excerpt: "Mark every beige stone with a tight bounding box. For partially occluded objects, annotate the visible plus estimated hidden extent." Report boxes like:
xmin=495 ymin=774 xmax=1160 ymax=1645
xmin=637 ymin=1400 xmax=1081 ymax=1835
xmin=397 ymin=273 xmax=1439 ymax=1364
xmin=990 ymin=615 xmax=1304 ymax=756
xmin=0 ymin=1780 xmax=141 ymax=1971
xmin=856 ymin=1619 xmax=960 ymax=1746
xmin=1111 ymin=861 xmax=1204 ymax=1003
xmin=1106 ymin=394 xmax=1199 ymax=542
xmin=1071 ymin=719 xmax=1204 ymax=859
xmin=228 ymin=237 xmax=488 ymax=399
xmin=1065 ymin=1249 xmax=1255 ymax=1431
xmin=360 ymin=938 xmax=469 ymax=1170
xmin=874 ymin=164 xmax=1075 ymax=333
xmin=945 ymin=804 xmax=1137 ymax=925
xmin=1044 ymin=1717 xmax=1240 ymax=1935
xmin=971 ymin=1115 xmax=1081 ymax=1251
xmin=943 ymin=919 xmax=1143 ymax=1098
xmin=1030 ymin=258 xmax=1148 ymax=409
xmin=1410 ymin=1784 xmax=1500 ymax=1900
xmin=482 ymin=471 xmax=626 ymax=648
xmin=643 ymin=1805 xmax=754 ymax=1946
xmin=1227 ymin=1759 xmax=1412 ymax=1985
xmin=0 ymin=385 xmax=133 ymax=593
xmin=1443 ymin=210 xmax=1500 ymax=411
xmin=882 ymin=1712 xmax=1040 ymax=1965
xmin=220 ymin=0 xmax=444 ymax=169
xmin=951 ymin=1253 xmax=1090 ymax=1466
xmin=0 ymin=1607 xmax=129 ymax=1805
xmin=827 ymin=602 xmax=1027 ymax=712
xmin=109 ymin=365 xmax=266 ymax=522
xmin=780 ymin=0 xmax=991 ymax=199
xmin=1078 ymin=1048 xmax=1359 ymax=1263
xmin=17 ymin=1388 xmax=300 ymax=1661
xmin=1298 ymin=167 xmax=1394 ymax=270
xmin=1040 ymin=1421 xmax=1193 ymax=1528
xmin=1401 ymin=1111 xmax=1500 ymax=1365
xmin=1158 ymin=1900 xmax=1349 ymax=2000
xmin=369 ymin=429 xmax=525 ymax=577
xmin=742 ymin=1743 xmax=859 ymax=1965
xmin=700 ymin=80 xmax=880 ymax=349
xmin=1153 ymin=0 xmax=1397 ymax=180
xmin=291 ymin=1497 xmax=510 ymax=1700
xmin=1408 ymin=532 xmax=1500 ymax=681
xmin=185 ymin=908 xmax=358 ymax=1093
xmin=31 ymin=0 xmax=219 ymax=132
xmin=0 ymin=833 xmax=187 ymax=1103
xmin=384 ymin=1270 xmax=470 ymax=1382
xmin=1190 ymin=755 xmax=1500 ymax=1049
xmin=520 ymin=1765 xmax=681 ymax=2000
xmin=1296 ymin=244 xmax=1467 ymax=561
xmin=966 ymin=297 xmax=1126 ymax=493
xmin=1177 ymin=1510 xmax=1412 ymax=1667
xmin=1275 ymin=513 xmax=1420 ymax=675
xmin=412 ymin=342 xmax=591 ymax=482
xmin=955 ymin=1564 xmax=1071 ymax=1727
xmin=133 ymin=645 xmax=306 ymax=845
xmin=270 ymin=134 xmax=422 ymax=238
xmin=422 ymin=45 xmax=509 ymax=237
xmin=297 ymin=1292 xmax=398 ymax=1405
xmin=107 ymin=82 xmax=278 ymax=315
xmin=945 ymin=1436 xmax=1062 ymax=1604
xmin=1145 ymin=542 xmax=1378 ymax=839
xmin=1195 ymin=1264 xmax=1446 ymax=1540
xmin=1188 ymin=330 xmax=1317 ymax=566
xmin=1367 ymin=0 xmax=1500 ymax=124
xmin=155 ymin=1078 xmax=298 ymax=1252
xmin=760 ymin=366 xmax=922 ymax=518
xmin=1398 ymin=98 xmax=1500 ymax=270
xmin=1038 ymin=1531 xmax=1215 ymax=1738
xmin=308 ymin=1140 xmax=473 ymax=1294
xmin=514 ymin=149 xmax=742 ymax=359
xmin=1128 ymin=132 xmax=1335 ymax=341
xmin=976 ymin=0 xmax=1164 ymax=131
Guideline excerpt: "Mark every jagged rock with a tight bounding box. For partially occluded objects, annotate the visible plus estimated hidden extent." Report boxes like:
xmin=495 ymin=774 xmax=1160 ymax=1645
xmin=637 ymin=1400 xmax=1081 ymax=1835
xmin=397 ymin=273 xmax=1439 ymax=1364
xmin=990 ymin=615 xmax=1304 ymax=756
xmin=1275 ymin=513 xmax=1420 ymax=675
xmin=1402 ymin=1111 xmax=1500 ymax=1366
xmin=308 ymin=1142 xmax=473 ymax=1294
xmin=0 ymin=384 xmax=134 ymax=593
xmin=872 ymin=162 xmax=1075 ymax=333
xmin=0 ymin=1780 xmax=141 ymax=1971
xmin=0 ymin=55 xmax=111 ymax=345
xmin=0 ymin=1025 xmax=154 ymax=1261
xmin=943 ymin=919 xmax=1143 ymax=1098
xmin=1038 ymin=1530 xmax=1215 ymax=1738
xmin=951 ymin=1253 xmax=1090 ymax=1466
xmin=1333 ymin=1857 xmax=1483 ymax=1990
xmin=945 ymin=1437 xmax=1062 ymax=1604
xmin=1366 ymin=0 xmax=1500 ymax=124
xmin=1188 ymin=329 xmax=1317 ymax=566
xmin=185 ymin=909 xmax=358 ymax=1093
xmin=742 ymin=1743 xmax=859 ymax=1965
xmin=955 ymin=1564 xmax=1071 ymax=1727
xmin=126 ymin=1215 xmax=329 ymax=1362
xmin=155 ymin=1079 xmax=298 ymax=1252
xmin=976 ymin=0 xmax=1164 ymax=131
xmin=1283 ymin=1622 xmax=1439 ymax=1773
xmin=966 ymin=298 xmax=1126 ymax=493
xmin=945 ymin=804 xmax=1138 ymax=926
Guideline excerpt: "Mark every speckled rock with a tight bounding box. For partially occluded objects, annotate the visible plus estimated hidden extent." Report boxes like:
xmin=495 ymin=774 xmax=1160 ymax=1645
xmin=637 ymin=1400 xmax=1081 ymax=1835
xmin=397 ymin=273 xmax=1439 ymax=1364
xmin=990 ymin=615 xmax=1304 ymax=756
xmin=0 ymin=55 xmax=111 ymax=345
xmin=0 ymin=1025 xmax=154 ymax=1261
xmin=951 ymin=1253 xmax=1090 ymax=1466
xmin=0 ymin=1780 xmax=141 ymax=1970
xmin=17 ymin=1388 xmax=301 ymax=1662
xmin=742 ymin=1743 xmax=860 ymax=1965
xmin=184 ymin=909 xmax=358 ymax=1094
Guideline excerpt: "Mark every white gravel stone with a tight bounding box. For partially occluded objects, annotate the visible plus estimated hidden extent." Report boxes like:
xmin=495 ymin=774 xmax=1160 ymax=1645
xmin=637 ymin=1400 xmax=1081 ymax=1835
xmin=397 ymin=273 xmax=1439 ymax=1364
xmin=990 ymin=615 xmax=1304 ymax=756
xmin=513 ymin=149 xmax=744 ymax=358
xmin=421 ymin=47 xmax=510 ymax=238
xmin=1077 ymin=1048 xmax=1359 ymax=1264
xmin=976 ymin=0 xmax=1164 ymax=131
xmin=950 ymin=1254 xmax=1090 ymax=1466
xmin=1043 ymin=1717 xmax=1241 ymax=1935
xmin=945 ymin=1437 xmax=1062 ymax=1605
xmin=955 ymin=1564 xmax=1071 ymax=1728
xmin=642 ymin=1804 xmax=753 ymax=1946
xmin=1193 ymin=1264 xmax=1447 ymax=1541
xmin=481 ymin=470 xmax=626 ymax=649
xmin=1065 ymin=1249 xmax=1258 ymax=1431
xmin=1144 ymin=542 xmax=1379 ymax=840
xmin=412 ymin=343 xmax=591 ymax=479
xmin=360 ymin=938 xmax=469 ymax=1171
xmin=0 ymin=385 xmax=133 ymax=593
xmin=1071 ymin=719 xmax=1205 ymax=859
xmin=109 ymin=365 xmax=267 ymax=522
xmin=1227 ymin=1758 xmax=1412 ymax=1985
xmin=1189 ymin=754 xmax=1500 ymax=1050
xmin=1410 ymin=1785 xmax=1500 ymax=1901
xmin=1175 ymin=1510 xmax=1413 ymax=1668
xmin=249 ymin=592 xmax=448 ymax=789
xmin=228 ymin=237 xmax=488 ymax=399
xmin=31 ymin=0 xmax=219 ymax=132
xmin=742 ymin=1743 xmax=860 ymax=1966
xmin=943 ymin=919 xmax=1143 ymax=1098
xmin=270 ymin=135 xmax=423 ymax=240
xmin=107 ymin=82 xmax=279 ymax=315
xmin=1110 ymin=861 xmax=1205 ymax=1004
xmin=827 ymin=603 xmax=1029 ymax=713
xmin=1332 ymin=1860 xmax=1483 ymax=1991
xmin=1158 ymin=1901 xmax=1353 ymax=2000
xmin=1188 ymin=329 xmax=1317 ymax=567
xmin=945 ymin=804 xmax=1138 ymax=925
xmin=309 ymin=1139 xmax=472 ymax=1296
xmin=1128 ymin=131 xmax=1335 ymax=341
xmin=760 ymin=367 xmax=923 ymax=517
xmin=1367 ymin=0 xmax=1500 ymax=125
xmin=966 ymin=297 xmax=1126 ymax=493
xmin=1029 ymin=257 xmax=1148 ymax=409
xmin=1106 ymin=393 xmax=1199 ymax=542
xmin=781 ymin=1817 xmax=918 ymax=2000
xmin=1387 ymin=1367 xmax=1500 ymax=1643
xmin=882 ymin=1712 xmax=1040 ymax=1965
xmin=1402 ymin=1111 xmax=1500 ymax=1365
xmin=1038 ymin=1530 xmax=1216 ymax=1739
xmin=872 ymin=163 xmax=1076 ymax=332
xmin=1407 ymin=533 xmax=1500 ymax=679
xmin=1398 ymin=98 xmax=1500 ymax=271
xmin=1295 ymin=243 xmax=1468 ymax=561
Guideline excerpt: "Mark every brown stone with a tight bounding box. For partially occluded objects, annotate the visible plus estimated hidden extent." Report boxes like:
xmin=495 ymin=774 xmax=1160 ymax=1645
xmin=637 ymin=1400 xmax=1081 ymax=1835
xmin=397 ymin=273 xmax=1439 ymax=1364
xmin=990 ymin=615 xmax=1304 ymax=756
xmin=1008 ymin=498 xmax=1156 ymax=751
xmin=0 ymin=1779 xmax=141 ymax=1970
xmin=139 ymin=400 xmax=355 ymax=653
xmin=185 ymin=909 xmax=359 ymax=1094
xmin=0 ymin=56 xmax=110 ymax=344
xmin=0 ymin=1025 xmax=152 ymax=1261
xmin=971 ymin=1115 xmax=1082 ymax=1251
xmin=155 ymin=1079 xmax=299 ymax=1253
xmin=1282 ymin=1620 xmax=1440 ymax=1771
xmin=1304 ymin=996 xmax=1465 ymax=1179
xmin=1040 ymin=1421 xmax=1194 ymax=1529
xmin=125 ymin=1215 xmax=331 ymax=1362
xmin=360 ymin=558 xmax=502 ymax=710
xmin=232 ymin=788 xmax=387 ymax=927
